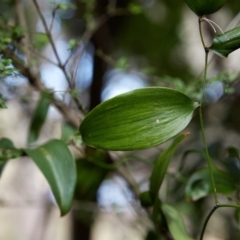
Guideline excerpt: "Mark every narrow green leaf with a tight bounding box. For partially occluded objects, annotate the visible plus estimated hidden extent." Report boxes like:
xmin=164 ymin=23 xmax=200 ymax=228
xmin=185 ymin=168 xmax=236 ymax=201
xmin=162 ymin=204 xmax=194 ymax=240
xmin=80 ymin=88 xmax=196 ymax=151
xmin=150 ymin=133 xmax=189 ymax=201
xmin=28 ymin=91 xmax=51 ymax=144
xmin=24 ymin=140 xmax=76 ymax=216
xmin=210 ymin=27 xmax=240 ymax=58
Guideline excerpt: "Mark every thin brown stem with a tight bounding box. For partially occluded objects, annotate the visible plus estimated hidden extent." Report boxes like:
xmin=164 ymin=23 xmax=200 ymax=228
xmin=32 ymin=0 xmax=73 ymax=87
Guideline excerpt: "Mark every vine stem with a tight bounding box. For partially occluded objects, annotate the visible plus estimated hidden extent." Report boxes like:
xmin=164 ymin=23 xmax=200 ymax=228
xmin=200 ymin=204 xmax=240 ymax=240
xmin=198 ymin=17 xmax=219 ymax=205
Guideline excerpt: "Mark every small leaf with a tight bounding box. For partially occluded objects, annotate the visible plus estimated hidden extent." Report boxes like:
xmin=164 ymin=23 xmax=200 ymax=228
xmin=185 ymin=168 xmax=236 ymax=201
xmin=0 ymin=138 xmax=22 ymax=161
xmin=28 ymin=91 xmax=51 ymax=144
xmin=0 ymin=138 xmax=15 ymax=149
xmin=61 ymin=124 xmax=77 ymax=142
xmin=33 ymin=33 xmax=49 ymax=50
xmin=162 ymin=204 xmax=194 ymax=240
xmin=58 ymin=2 xmax=77 ymax=10
xmin=210 ymin=27 xmax=240 ymax=58
xmin=24 ymin=140 xmax=76 ymax=216
xmin=150 ymin=133 xmax=189 ymax=201
xmin=80 ymin=88 xmax=196 ymax=151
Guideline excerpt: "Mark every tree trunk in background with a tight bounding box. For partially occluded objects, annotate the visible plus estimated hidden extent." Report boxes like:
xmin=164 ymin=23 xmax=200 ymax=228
xmin=89 ymin=1 xmax=111 ymax=110
xmin=73 ymin=1 xmax=111 ymax=240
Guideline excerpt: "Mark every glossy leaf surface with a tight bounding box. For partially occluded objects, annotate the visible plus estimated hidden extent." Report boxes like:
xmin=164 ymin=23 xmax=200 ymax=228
xmin=162 ymin=204 xmax=194 ymax=240
xmin=185 ymin=168 xmax=236 ymax=201
xmin=80 ymin=88 xmax=196 ymax=150
xmin=210 ymin=27 xmax=240 ymax=58
xmin=185 ymin=0 xmax=226 ymax=16
xmin=25 ymin=140 xmax=76 ymax=216
xmin=150 ymin=133 xmax=188 ymax=200
xmin=28 ymin=91 xmax=51 ymax=144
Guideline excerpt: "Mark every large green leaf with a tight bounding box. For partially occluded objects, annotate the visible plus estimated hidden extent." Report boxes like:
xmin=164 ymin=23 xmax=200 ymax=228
xmin=150 ymin=133 xmax=188 ymax=201
xmin=162 ymin=204 xmax=194 ymax=240
xmin=24 ymin=140 xmax=76 ymax=216
xmin=210 ymin=27 xmax=240 ymax=58
xmin=185 ymin=168 xmax=236 ymax=201
xmin=80 ymin=88 xmax=196 ymax=151
xmin=28 ymin=91 xmax=51 ymax=144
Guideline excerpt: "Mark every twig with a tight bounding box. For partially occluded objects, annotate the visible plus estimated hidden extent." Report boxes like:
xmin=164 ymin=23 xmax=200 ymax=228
xmin=32 ymin=0 xmax=87 ymax=113
xmin=49 ymin=6 xmax=58 ymax=32
xmin=63 ymin=8 xmax=129 ymax=82
xmin=1 ymin=48 xmax=80 ymax=127
xmin=14 ymin=0 xmax=32 ymax=62
xmin=32 ymin=0 xmax=73 ymax=87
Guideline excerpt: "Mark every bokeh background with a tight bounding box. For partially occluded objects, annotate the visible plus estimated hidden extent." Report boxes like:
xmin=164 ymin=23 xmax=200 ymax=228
xmin=0 ymin=0 xmax=240 ymax=239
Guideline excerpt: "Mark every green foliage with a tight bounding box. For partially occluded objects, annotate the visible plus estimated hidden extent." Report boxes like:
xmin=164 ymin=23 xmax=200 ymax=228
xmin=127 ymin=3 xmax=143 ymax=15
xmin=33 ymin=33 xmax=49 ymax=50
xmin=25 ymin=140 xmax=77 ymax=216
xmin=75 ymin=149 xmax=109 ymax=200
xmin=162 ymin=204 xmax=194 ymax=240
xmin=150 ymin=133 xmax=189 ymax=201
xmin=80 ymin=88 xmax=196 ymax=150
xmin=0 ymin=58 xmax=17 ymax=77
xmin=0 ymin=94 xmax=7 ymax=109
xmin=185 ymin=168 xmax=236 ymax=201
xmin=0 ymin=138 xmax=22 ymax=177
xmin=185 ymin=0 xmax=226 ymax=16
xmin=0 ymin=138 xmax=22 ymax=161
xmin=210 ymin=26 xmax=240 ymax=57
xmin=28 ymin=91 xmax=51 ymax=144
xmin=68 ymin=38 xmax=77 ymax=51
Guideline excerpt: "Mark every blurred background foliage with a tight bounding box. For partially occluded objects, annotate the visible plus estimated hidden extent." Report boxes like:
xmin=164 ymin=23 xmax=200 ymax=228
xmin=0 ymin=0 xmax=240 ymax=240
